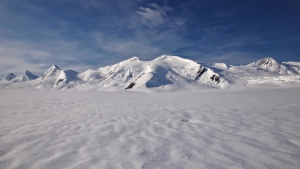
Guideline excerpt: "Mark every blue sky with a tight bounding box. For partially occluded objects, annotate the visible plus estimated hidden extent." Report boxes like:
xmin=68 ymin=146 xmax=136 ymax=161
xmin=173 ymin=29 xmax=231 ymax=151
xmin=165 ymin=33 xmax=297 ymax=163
xmin=1 ymin=0 xmax=300 ymax=77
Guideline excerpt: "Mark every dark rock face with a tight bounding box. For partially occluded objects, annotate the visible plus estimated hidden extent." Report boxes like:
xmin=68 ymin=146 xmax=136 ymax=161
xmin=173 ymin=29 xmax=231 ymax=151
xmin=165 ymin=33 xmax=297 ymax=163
xmin=195 ymin=66 xmax=207 ymax=80
xmin=56 ymin=79 xmax=64 ymax=85
xmin=125 ymin=82 xmax=136 ymax=89
xmin=5 ymin=73 xmax=16 ymax=81
xmin=210 ymin=75 xmax=220 ymax=83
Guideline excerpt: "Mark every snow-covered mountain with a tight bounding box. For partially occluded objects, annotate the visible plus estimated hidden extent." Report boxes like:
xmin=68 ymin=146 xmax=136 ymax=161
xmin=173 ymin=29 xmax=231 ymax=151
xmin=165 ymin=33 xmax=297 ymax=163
xmin=33 ymin=65 xmax=81 ymax=90
xmin=246 ymin=57 xmax=288 ymax=74
xmin=9 ymin=70 xmax=39 ymax=82
xmin=76 ymin=55 xmax=227 ymax=91
xmin=210 ymin=57 xmax=300 ymax=86
xmin=1 ymin=56 xmax=300 ymax=91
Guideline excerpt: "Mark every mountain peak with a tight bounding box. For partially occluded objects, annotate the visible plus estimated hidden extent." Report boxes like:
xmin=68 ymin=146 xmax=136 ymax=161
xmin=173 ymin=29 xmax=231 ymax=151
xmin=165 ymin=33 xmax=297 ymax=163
xmin=154 ymin=55 xmax=189 ymax=62
xmin=245 ymin=57 xmax=288 ymax=74
xmin=123 ymin=57 xmax=140 ymax=63
xmin=5 ymin=73 xmax=16 ymax=81
xmin=25 ymin=70 xmax=33 ymax=75
xmin=24 ymin=70 xmax=38 ymax=80
xmin=156 ymin=55 xmax=177 ymax=60
xmin=253 ymin=57 xmax=278 ymax=67
xmin=129 ymin=56 xmax=139 ymax=61
xmin=50 ymin=64 xmax=61 ymax=69
xmin=41 ymin=65 xmax=61 ymax=79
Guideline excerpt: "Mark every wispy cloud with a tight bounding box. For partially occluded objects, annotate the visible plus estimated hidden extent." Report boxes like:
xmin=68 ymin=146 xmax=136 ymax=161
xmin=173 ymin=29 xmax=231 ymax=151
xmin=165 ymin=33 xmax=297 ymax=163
xmin=136 ymin=3 xmax=172 ymax=28
xmin=0 ymin=38 xmax=101 ymax=77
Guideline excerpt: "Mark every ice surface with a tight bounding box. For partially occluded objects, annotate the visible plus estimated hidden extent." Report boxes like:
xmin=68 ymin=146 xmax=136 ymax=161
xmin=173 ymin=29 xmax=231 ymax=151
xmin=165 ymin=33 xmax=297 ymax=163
xmin=0 ymin=86 xmax=300 ymax=169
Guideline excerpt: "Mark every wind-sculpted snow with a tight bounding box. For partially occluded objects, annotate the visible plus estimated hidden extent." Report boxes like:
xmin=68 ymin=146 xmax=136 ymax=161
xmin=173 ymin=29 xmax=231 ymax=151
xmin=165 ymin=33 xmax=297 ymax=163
xmin=0 ymin=87 xmax=300 ymax=169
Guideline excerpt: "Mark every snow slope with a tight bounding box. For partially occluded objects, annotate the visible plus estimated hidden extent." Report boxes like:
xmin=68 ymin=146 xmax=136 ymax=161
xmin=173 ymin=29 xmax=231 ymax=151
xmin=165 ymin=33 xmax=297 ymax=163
xmin=0 ymin=87 xmax=300 ymax=169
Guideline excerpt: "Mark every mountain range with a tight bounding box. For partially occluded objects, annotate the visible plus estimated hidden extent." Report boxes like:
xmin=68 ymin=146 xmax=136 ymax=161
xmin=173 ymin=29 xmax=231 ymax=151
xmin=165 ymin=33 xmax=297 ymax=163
xmin=1 ymin=55 xmax=300 ymax=91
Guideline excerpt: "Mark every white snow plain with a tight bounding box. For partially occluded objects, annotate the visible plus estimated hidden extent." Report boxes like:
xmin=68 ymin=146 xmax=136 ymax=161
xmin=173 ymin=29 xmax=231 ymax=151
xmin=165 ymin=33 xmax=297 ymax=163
xmin=1 ymin=86 xmax=300 ymax=169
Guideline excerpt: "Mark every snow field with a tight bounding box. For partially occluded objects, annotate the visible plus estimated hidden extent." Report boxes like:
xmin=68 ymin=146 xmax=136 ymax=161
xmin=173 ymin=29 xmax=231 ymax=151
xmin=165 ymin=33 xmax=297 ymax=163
xmin=0 ymin=87 xmax=300 ymax=169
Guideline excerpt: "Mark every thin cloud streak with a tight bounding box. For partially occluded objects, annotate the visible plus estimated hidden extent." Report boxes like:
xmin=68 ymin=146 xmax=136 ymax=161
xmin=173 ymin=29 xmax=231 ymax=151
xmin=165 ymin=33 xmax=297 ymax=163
xmin=137 ymin=3 xmax=172 ymax=28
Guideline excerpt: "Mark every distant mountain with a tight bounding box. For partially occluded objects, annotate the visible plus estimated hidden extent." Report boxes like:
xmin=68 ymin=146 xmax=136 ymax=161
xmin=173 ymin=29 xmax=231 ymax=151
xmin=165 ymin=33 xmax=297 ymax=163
xmin=1 ymin=56 xmax=300 ymax=91
xmin=249 ymin=57 xmax=279 ymax=68
xmin=5 ymin=73 xmax=16 ymax=81
xmin=247 ymin=57 xmax=287 ymax=74
xmin=214 ymin=57 xmax=300 ymax=86
xmin=13 ymin=70 xmax=39 ymax=82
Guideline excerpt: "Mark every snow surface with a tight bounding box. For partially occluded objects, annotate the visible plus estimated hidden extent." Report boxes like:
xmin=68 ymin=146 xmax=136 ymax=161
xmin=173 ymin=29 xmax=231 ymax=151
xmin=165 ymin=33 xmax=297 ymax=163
xmin=1 ymin=86 xmax=300 ymax=169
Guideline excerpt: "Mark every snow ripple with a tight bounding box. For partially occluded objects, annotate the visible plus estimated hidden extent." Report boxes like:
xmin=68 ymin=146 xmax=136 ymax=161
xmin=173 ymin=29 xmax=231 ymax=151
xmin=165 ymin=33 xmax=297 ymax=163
xmin=0 ymin=88 xmax=300 ymax=169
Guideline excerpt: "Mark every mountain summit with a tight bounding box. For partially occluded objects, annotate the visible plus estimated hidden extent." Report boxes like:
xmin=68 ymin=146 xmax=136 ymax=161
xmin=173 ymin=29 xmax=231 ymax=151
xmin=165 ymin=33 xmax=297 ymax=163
xmin=252 ymin=57 xmax=278 ymax=67
xmin=247 ymin=57 xmax=287 ymax=74
xmin=21 ymin=70 xmax=39 ymax=81
xmin=5 ymin=73 xmax=16 ymax=81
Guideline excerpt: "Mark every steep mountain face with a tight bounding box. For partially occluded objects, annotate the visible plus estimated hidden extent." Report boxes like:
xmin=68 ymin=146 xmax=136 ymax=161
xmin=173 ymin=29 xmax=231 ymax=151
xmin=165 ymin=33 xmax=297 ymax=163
xmin=1 ymin=56 xmax=300 ymax=90
xmin=5 ymin=73 xmax=16 ymax=81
